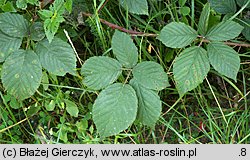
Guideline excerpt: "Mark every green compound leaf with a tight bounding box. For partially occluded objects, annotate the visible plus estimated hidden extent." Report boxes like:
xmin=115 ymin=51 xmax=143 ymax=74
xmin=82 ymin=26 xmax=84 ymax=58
xmin=93 ymin=83 xmax=138 ymax=138
xmin=208 ymin=42 xmax=240 ymax=81
xmin=1 ymin=49 xmax=42 ymax=100
xmin=206 ymin=20 xmax=244 ymax=41
xmin=198 ymin=3 xmax=210 ymax=36
xmin=132 ymin=61 xmax=170 ymax=91
xmin=208 ymin=0 xmax=236 ymax=14
xmin=119 ymin=0 xmax=148 ymax=15
xmin=112 ymin=30 xmax=138 ymax=68
xmin=173 ymin=46 xmax=210 ymax=96
xmin=0 ymin=12 xmax=29 ymax=38
xmin=157 ymin=22 xmax=198 ymax=48
xmin=65 ymin=99 xmax=79 ymax=117
xmin=81 ymin=56 xmax=122 ymax=90
xmin=0 ymin=31 xmax=22 ymax=62
xmin=130 ymin=79 xmax=161 ymax=127
xmin=35 ymin=37 xmax=77 ymax=76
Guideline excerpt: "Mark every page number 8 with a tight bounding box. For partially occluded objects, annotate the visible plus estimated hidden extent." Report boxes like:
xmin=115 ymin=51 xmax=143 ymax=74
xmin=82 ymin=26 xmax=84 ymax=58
xmin=240 ymin=148 xmax=246 ymax=156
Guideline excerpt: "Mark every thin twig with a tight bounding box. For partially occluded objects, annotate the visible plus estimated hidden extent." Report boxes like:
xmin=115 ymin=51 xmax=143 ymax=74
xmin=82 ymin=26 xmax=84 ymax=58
xmin=124 ymin=70 xmax=132 ymax=84
xmin=81 ymin=12 xmax=157 ymax=37
xmin=64 ymin=29 xmax=83 ymax=65
xmin=0 ymin=118 xmax=28 ymax=133
xmin=238 ymin=90 xmax=250 ymax=103
xmin=198 ymin=37 xmax=204 ymax=47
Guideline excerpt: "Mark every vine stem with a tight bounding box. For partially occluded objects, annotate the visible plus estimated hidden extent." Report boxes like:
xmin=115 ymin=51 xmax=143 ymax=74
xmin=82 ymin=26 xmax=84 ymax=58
xmin=81 ymin=12 xmax=157 ymax=37
xmin=197 ymin=35 xmax=250 ymax=48
xmin=81 ymin=12 xmax=250 ymax=48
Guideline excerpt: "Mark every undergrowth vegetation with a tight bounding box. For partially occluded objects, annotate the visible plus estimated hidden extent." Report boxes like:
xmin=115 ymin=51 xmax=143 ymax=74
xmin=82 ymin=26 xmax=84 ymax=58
xmin=0 ymin=0 xmax=249 ymax=144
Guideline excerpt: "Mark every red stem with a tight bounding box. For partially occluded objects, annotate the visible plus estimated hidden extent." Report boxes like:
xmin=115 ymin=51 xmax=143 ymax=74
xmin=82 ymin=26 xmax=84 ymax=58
xmin=82 ymin=12 xmax=250 ymax=47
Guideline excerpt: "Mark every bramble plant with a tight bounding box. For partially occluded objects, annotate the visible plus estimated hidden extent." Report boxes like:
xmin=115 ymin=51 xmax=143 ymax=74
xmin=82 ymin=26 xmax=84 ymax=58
xmin=81 ymin=30 xmax=170 ymax=137
xmin=80 ymin=2 xmax=245 ymax=137
xmin=0 ymin=0 xmax=249 ymax=140
xmin=158 ymin=3 xmax=244 ymax=96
